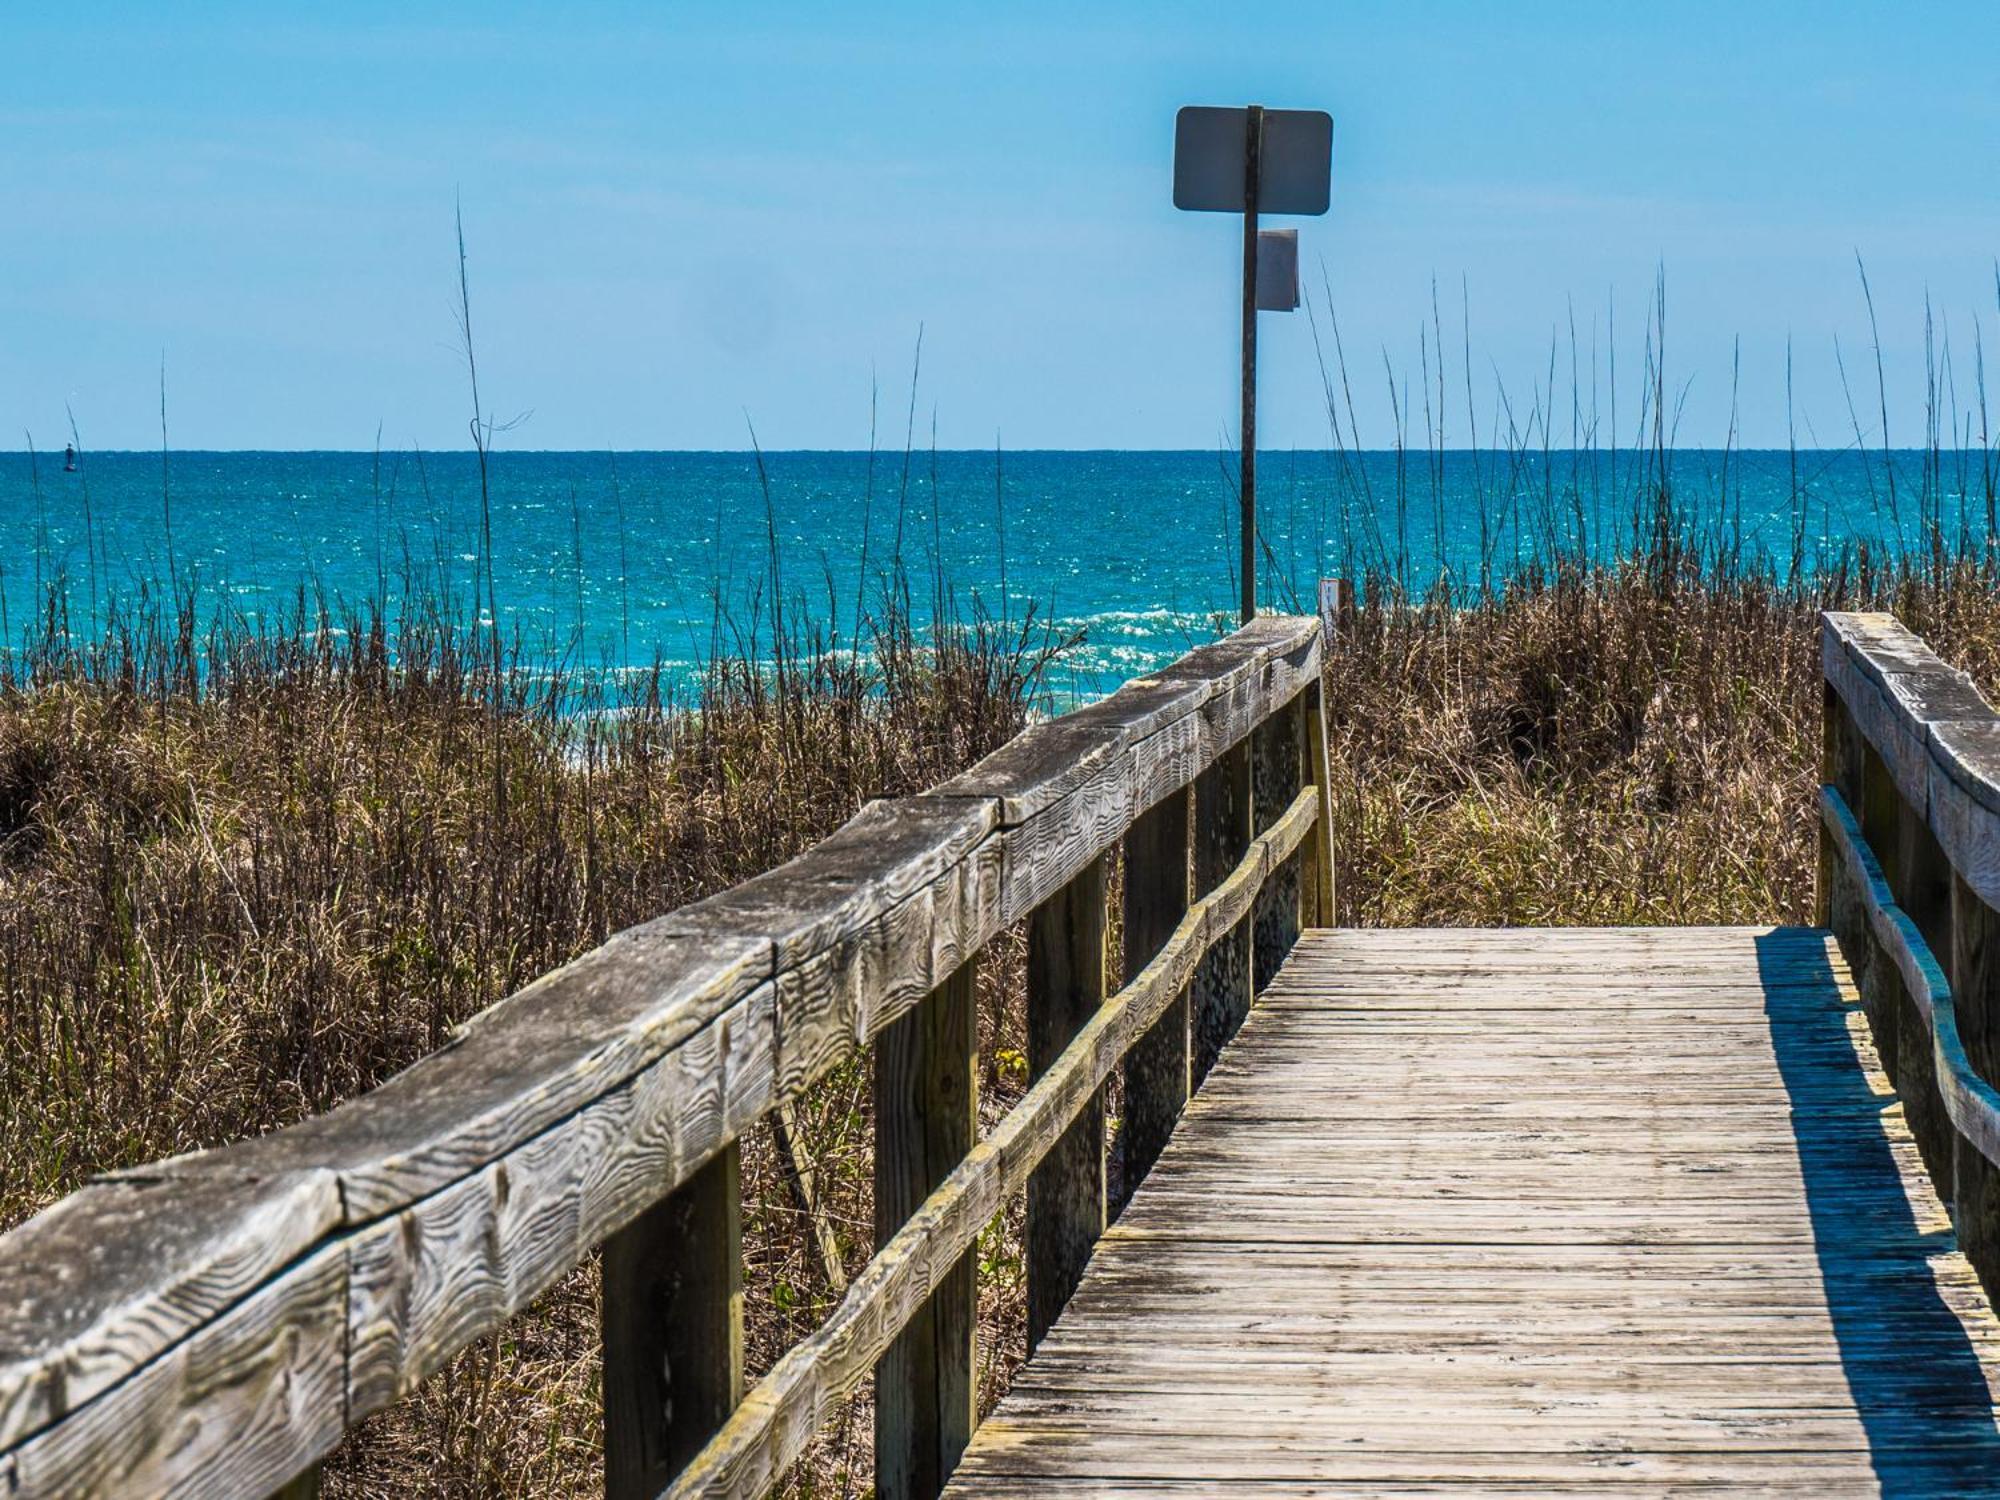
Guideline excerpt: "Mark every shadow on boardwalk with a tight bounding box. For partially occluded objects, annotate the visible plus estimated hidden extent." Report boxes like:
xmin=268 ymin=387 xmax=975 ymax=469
xmin=1759 ymin=927 xmax=2000 ymax=1497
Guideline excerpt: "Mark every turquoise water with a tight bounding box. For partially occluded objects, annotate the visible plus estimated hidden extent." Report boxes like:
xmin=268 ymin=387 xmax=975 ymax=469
xmin=0 ymin=448 xmax=1982 ymax=698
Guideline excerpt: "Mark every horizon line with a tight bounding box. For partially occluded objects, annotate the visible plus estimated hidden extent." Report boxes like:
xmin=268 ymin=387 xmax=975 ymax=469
xmin=0 ymin=445 xmax=1970 ymax=459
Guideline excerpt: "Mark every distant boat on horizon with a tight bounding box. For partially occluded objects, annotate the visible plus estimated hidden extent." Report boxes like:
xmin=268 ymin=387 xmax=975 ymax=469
xmin=63 ymin=444 xmax=76 ymax=473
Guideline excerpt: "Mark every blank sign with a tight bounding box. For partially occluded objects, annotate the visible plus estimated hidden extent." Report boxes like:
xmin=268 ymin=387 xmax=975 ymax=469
xmin=1256 ymin=228 xmax=1299 ymax=311
xmin=1173 ymin=106 xmax=1332 ymax=215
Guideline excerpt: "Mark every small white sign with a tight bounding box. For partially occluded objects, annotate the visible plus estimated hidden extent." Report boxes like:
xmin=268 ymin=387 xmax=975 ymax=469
xmin=1256 ymin=229 xmax=1299 ymax=311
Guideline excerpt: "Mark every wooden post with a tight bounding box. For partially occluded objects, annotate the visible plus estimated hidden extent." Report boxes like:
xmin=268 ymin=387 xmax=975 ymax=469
xmin=1894 ymin=791 xmax=1953 ymax=1123
xmin=1239 ymin=103 xmax=1264 ymax=625
xmin=1121 ymin=787 xmax=1192 ymax=1207
xmin=1816 ymin=680 xmax=1838 ymax=928
xmin=1252 ymin=695 xmax=1304 ymax=988
xmin=1953 ymin=874 xmax=2000 ymax=1296
xmin=1192 ymin=738 xmax=1254 ymax=1085
xmin=1027 ymin=856 xmax=1108 ymax=1351
xmin=1303 ymin=676 xmax=1336 ymax=927
xmin=602 ymin=1143 xmax=743 ymax=1499
xmin=1821 ymin=686 xmax=1889 ymax=1069
xmin=1856 ymin=742 xmax=1942 ymax=1158
xmin=270 ymin=1466 xmax=322 ymax=1500
xmin=1316 ymin=577 xmax=1350 ymax=654
xmin=875 ymin=958 xmax=978 ymax=1500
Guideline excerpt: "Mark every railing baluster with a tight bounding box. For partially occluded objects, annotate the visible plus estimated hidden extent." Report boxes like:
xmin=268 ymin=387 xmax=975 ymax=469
xmin=875 ymin=957 xmax=978 ymax=1500
xmin=1027 ymin=855 xmax=1109 ymax=1352
xmin=1121 ymin=785 xmax=1193 ymax=1204
xmin=1816 ymin=683 xmax=1865 ymax=918
xmin=1192 ymin=739 xmax=1253 ymax=1084
xmin=1820 ymin=683 xmax=1896 ymax=1075
xmin=1252 ymin=694 xmax=1304 ymax=988
xmin=1303 ymin=677 xmax=1335 ymax=927
xmin=602 ymin=1142 xmax=744 ymax=1499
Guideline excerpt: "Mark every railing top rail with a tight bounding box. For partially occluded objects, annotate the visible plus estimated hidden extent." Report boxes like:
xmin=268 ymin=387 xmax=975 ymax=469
xmin=0 ymin=612 xmax=1322 ymax=1494
xmin=1821 ymin=610 xmax=2000 ymax=906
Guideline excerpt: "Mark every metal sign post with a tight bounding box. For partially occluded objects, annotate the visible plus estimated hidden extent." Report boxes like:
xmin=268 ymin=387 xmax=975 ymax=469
xmin=1174 ymin=104 xmax=1332 ymax=622
xmin=1238 ymin=106 xmax=1263 ymax=626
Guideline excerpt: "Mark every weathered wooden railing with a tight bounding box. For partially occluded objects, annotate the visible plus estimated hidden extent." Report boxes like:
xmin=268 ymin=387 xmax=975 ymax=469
xmin=1819 ymin=610 xmax=2000 ymax=1295
xmin=0 ymin=613 xmax=1331 ymax=1499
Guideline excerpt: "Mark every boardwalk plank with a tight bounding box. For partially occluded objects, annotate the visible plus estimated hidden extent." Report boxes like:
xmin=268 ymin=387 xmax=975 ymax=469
xmin=946 ymin=926 xmax=2000 ymax=1497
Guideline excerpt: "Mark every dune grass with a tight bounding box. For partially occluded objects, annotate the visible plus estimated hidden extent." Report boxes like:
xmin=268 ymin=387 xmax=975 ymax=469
xmin=1331 ymin=561 xmax=1981 ymax=934
xmin=0 ymin=578 xmax=1071 ymax=1494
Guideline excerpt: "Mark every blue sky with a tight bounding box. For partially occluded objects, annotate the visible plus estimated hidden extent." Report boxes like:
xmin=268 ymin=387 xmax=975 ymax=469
xmin=5 ymin=2 xmax=1998 ymax=450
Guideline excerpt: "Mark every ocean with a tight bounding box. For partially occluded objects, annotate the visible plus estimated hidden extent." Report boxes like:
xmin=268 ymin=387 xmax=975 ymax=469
xmin=0 ymin=447 xmax=1980 ymax=700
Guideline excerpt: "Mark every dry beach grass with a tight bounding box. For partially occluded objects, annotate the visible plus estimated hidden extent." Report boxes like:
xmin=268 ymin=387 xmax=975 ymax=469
xmin=0 ymin=585 xmax=1062 ymax=1496
xmin=1328 ymin=555 xmax=2000 ymax=935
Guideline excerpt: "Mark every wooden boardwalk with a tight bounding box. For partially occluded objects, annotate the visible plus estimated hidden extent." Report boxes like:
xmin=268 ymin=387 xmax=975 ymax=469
xmin=948 ymin=925 xmax=2000 ymax=1497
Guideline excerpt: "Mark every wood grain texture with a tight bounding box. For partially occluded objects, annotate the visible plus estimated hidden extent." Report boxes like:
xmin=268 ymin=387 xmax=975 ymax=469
xmin=169 ymin=921 xmax=776 ymax=1223
xmin=0 ymin=617 xmax=1323 ymax=1498
xmin=935 ymin=616 xmax=1318 ymax=829
xmin=1822 ymin=613 xmax=1987 ymax=815
xmin=6 ymin=1244 xmax=347 ymax=1500
xmin=342 ymin=983 xmax=776 ymax=1421
xmin=1823 ymin=610 xmax=2000 ymax=911
xmin=1928 ymin=719 xmax=2000 ymax=913
xmin=947 ymin=925 xmax=2000 ymax=1496
xmin=0 ymin=1170 xmax=338 ymax=1451
xmin=1026 ymin=857 xmax=1108 ymax=1353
